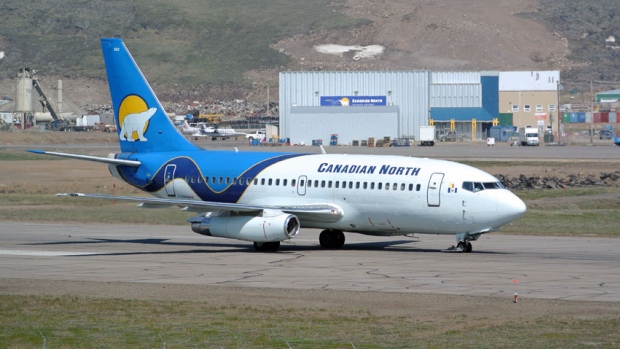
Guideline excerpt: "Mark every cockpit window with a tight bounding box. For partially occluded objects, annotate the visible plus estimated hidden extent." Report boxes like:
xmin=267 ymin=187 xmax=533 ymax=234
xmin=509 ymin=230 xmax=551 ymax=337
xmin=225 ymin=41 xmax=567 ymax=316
xmin=462 ymin=180 xmax=504 ymax=192
xmin=462 ymin=182 xmax=473 ymax=192
xmin=483 ymin=181 xmax=504 ymax=189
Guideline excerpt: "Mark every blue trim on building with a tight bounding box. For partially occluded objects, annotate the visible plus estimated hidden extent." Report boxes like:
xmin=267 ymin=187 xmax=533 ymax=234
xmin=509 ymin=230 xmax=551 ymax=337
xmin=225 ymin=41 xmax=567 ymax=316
xmin=430 ymin=107 xmax=494 ymax=121
xmin=481 ymin=75 xmax=499 ymax=119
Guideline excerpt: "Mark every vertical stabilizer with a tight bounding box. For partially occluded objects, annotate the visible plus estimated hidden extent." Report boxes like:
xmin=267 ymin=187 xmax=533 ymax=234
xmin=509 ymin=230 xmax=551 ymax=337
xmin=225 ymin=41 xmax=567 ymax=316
xmin=100 ymin=38 xmax=199 ymax=153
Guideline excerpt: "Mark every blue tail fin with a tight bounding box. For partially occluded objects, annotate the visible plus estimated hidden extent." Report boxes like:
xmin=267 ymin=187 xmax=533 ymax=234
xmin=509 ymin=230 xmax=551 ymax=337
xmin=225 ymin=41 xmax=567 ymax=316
xmin=100 ymin=38 xmax=199 ymax=153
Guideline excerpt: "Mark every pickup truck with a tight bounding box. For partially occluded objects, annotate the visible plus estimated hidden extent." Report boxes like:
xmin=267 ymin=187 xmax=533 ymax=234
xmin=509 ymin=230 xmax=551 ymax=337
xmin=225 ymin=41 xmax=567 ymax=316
xmin=436 ymin=129 xmax=467 ymax=142
xmin=245 ymin=130 xmax=266 ymax=140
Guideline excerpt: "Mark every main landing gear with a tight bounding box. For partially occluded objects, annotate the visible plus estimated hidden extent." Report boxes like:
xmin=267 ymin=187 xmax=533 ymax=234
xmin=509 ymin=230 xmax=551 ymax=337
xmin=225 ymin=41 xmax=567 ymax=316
xmin=456 ymin=241 xmax=473 ymax=253
xmin=253 ymin=241 xmax=280 ymax=252
xmin=319 ymin=230 xmax=345 ymax=249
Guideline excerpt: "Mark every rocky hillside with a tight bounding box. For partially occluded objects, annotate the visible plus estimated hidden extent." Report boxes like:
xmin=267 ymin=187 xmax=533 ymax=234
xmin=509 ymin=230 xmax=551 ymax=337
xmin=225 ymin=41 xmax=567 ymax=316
xmin=0 ymin=0 xmax=617 ymax=107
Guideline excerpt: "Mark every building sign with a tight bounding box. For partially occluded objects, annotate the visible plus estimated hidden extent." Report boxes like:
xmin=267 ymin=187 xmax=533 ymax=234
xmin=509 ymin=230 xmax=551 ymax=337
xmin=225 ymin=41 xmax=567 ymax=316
xmin=320 ymin=96 xmax=386 ymax=106
xmin=535 ymin=113 xmax=547 ymax=120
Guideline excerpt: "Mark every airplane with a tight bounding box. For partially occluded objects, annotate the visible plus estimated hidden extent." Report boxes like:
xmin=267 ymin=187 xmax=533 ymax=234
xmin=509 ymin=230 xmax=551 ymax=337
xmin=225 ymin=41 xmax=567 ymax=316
xmin=29 ymin=38 xmax=526 ymax=253
xmin=181 ymin=120 xmax=203 ymax=134
xmin=191 ymin=124 xmax=246 ymax=140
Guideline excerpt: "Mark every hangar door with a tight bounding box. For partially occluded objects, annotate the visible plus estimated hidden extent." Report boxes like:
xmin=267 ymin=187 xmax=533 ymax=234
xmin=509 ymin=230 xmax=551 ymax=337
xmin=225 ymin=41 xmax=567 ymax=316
xmin=288 ymin=106 xmax=400 ymax=145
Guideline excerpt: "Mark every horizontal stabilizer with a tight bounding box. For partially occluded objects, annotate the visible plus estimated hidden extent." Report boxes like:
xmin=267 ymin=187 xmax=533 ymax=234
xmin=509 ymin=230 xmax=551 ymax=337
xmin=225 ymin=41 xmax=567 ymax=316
xmin=28 ymin=150 xmax=141 ymax=167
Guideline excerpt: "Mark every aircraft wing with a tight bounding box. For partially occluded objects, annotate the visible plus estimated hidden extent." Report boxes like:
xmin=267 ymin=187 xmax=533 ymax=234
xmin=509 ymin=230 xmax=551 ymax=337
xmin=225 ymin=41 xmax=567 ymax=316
xmin=57 ymin=193 xmax=344 ymax=223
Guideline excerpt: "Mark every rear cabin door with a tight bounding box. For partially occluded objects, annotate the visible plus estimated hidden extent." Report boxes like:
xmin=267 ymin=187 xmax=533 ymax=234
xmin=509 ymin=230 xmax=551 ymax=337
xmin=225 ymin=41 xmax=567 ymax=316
xmin=427 ymin=173 xmax=444 ymax=207
xmin=164 ymin=164 xmax=177 ymax=197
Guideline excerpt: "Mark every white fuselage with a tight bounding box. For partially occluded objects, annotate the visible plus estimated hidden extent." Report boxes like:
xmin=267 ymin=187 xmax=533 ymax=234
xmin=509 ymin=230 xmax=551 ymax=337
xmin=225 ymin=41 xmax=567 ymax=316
xmin=156 ymin=153 xmax=525 ymax=237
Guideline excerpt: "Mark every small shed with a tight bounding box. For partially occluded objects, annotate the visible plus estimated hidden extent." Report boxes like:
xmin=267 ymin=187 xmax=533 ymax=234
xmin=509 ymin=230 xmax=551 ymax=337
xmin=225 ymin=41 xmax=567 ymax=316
xmin=596 ymin=89 xmax=620 ymax=103
xmin=489 ymin=126 xmax=513 ymax=142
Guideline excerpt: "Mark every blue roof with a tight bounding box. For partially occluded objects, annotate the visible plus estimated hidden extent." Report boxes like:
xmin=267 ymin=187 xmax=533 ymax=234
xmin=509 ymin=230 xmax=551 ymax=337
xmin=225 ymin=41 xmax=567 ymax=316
xmin=430 ymin=107 xmax=494 ymax=121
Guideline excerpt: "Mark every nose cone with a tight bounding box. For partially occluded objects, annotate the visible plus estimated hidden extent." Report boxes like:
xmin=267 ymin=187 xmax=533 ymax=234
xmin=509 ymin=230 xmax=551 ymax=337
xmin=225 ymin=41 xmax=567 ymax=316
xmin=497 ymin=191 xmax=527 ymax=224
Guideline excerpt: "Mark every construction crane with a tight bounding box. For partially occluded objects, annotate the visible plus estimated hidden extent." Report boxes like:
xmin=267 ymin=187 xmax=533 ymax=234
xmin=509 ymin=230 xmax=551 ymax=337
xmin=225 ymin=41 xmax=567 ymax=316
xmin=20 ymin=68 xmax=60 ymax=120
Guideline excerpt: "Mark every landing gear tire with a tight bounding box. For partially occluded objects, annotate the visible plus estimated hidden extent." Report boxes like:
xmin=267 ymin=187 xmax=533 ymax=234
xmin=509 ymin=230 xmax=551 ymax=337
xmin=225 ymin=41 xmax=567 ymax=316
xmin=456 ymin=241 xmax=473 ymax=253
xmin=319 ymin=230 xmax=345 ymax=249
xmin=253 ymin=241 xmax=280 ymax=252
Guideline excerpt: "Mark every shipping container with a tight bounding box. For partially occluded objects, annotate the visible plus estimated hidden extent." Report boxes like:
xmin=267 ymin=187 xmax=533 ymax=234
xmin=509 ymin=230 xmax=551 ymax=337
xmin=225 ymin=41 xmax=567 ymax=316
xmin=610 ymin=112 xmax=617 ymax=123
xmin=578 ymin=112 xmax=586 ymax=123
xmin=562 ymin=112 xmax=570 ymax=123
xmin=600 ymin=112 xmax=609 ymax=123
xmin=569 ymin=112 xmax=578 ymax=123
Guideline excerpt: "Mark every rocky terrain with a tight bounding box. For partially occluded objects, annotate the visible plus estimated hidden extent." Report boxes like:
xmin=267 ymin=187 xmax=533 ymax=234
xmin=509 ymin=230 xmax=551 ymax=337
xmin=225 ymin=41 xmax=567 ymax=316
xmin=0 ymin=0 xmax=617 ymax=110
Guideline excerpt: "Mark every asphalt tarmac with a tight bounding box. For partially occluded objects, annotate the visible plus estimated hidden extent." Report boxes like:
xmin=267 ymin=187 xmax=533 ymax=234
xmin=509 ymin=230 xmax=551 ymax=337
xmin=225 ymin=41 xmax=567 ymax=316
xmin=1 ymin=222 xmax=618 ymax=302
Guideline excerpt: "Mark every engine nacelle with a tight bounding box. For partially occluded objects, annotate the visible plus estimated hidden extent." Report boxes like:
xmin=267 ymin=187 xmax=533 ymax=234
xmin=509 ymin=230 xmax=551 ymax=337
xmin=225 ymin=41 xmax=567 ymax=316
xmin=191 ymin=211 xmax=300 ymax=242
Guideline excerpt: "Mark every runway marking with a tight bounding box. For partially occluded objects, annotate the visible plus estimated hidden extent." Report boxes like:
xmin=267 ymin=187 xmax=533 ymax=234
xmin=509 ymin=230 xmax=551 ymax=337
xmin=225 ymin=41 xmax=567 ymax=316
xmin=0 ymin=249 xmax=96 ymax=257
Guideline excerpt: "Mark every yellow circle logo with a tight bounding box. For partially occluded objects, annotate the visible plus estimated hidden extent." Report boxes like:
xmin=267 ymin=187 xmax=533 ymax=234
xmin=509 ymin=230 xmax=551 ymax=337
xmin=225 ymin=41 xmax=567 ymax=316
xmin=118 ymin=95 xmax=151 ymax=141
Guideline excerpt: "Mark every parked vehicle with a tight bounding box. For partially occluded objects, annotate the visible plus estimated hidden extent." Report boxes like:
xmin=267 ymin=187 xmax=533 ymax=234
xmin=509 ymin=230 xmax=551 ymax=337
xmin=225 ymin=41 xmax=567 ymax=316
xmin=519 ymin=126 xmax=539 ymax=146
xmin=419 ymin=125 xmax=435 ymax=146
xmin=437 ymin=129 xmax=467 ymax=142
xmin=245 ymin=129 xmax=266 ymax=140
xmin=600 ymin=125 xmax=614 ymax=140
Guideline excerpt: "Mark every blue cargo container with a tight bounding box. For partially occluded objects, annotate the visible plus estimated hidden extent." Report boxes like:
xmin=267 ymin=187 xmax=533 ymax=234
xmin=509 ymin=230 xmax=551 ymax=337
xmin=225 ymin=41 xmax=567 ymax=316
xmin=569 ymin=112 xmax=578 ymax=123
xmin=577 ymin=112 xmax=586 ymax=123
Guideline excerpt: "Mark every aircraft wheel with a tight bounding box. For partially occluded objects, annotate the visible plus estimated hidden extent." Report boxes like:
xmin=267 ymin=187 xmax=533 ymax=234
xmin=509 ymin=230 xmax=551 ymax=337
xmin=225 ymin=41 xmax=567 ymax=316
xmin=456 ymin=241 xmax=473 ymax=253
xmin=253 ymin=241 xmax=280 ymax=252
xmin=319 ymin=230 xmax=345 ymax=249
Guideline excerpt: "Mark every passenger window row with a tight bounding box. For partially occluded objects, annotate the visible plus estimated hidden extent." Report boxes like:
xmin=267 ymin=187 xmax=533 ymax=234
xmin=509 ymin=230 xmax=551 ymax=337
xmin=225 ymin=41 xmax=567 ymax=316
xmin=184 ymin=175 xmax=423 ymax=192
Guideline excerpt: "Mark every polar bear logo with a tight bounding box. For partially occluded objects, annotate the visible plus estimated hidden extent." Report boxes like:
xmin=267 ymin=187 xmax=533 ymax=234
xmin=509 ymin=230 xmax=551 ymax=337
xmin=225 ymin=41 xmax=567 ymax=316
xmin=119 ymin=107 xmax=157 ymax=142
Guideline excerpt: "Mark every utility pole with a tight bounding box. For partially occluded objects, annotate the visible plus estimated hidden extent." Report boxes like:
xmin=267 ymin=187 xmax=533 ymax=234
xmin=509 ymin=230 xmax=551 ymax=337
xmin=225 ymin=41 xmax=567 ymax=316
xmin=557 ymin=79 xmax=561 ymax=144
xmin=590 ymin=80 xmax=593 ymax=144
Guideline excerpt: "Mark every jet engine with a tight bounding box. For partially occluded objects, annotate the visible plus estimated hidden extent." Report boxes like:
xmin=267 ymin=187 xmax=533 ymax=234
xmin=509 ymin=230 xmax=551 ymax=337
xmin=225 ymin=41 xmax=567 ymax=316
xmin=190 ymin=210 xmax=300 ymax=242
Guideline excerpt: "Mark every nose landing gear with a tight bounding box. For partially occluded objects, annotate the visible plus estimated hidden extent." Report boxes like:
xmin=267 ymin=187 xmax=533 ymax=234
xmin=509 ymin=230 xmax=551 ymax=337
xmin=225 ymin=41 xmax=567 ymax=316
xmin=443 ymin=232 xmax=481 ymax=253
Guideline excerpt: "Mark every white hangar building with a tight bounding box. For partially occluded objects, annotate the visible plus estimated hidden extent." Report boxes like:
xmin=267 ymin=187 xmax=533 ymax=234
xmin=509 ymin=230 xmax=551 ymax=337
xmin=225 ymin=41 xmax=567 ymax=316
xmin=278 ymin=71 xmax=503 ymax=145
